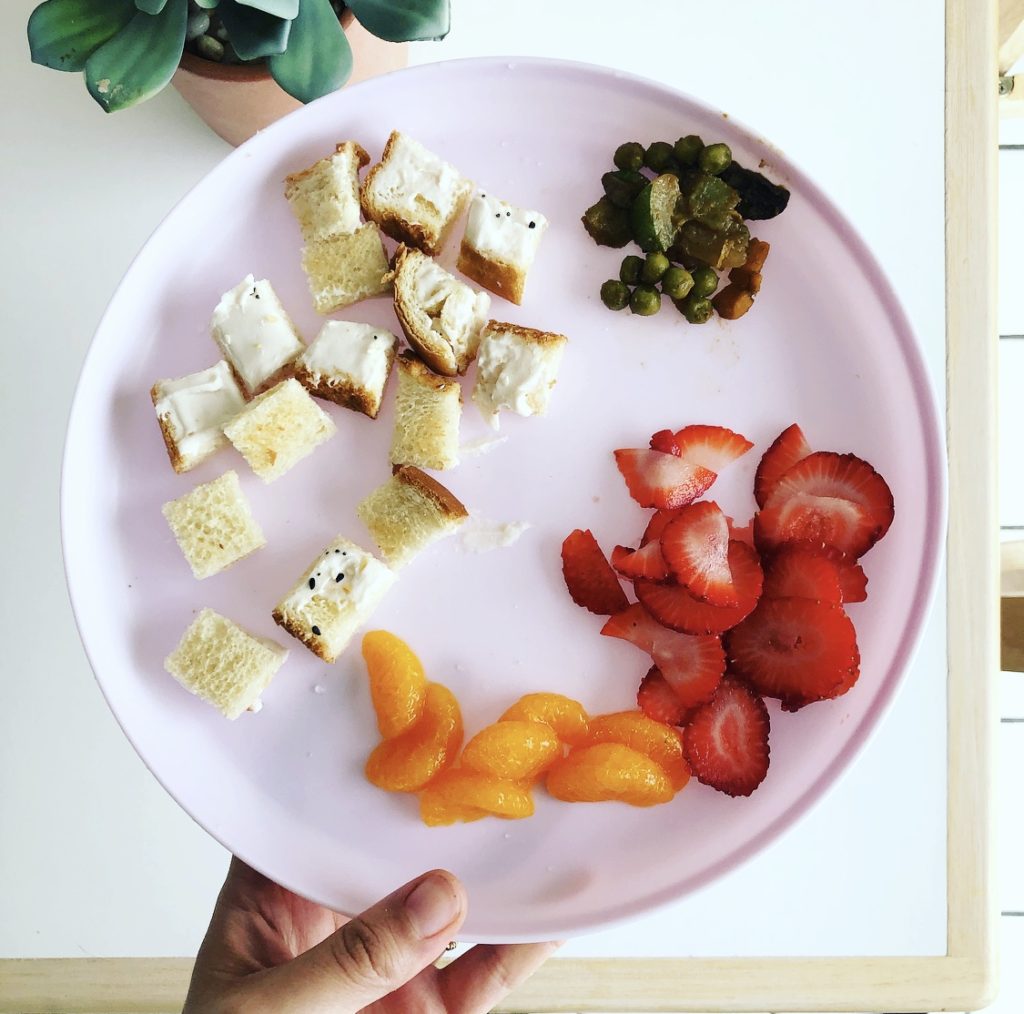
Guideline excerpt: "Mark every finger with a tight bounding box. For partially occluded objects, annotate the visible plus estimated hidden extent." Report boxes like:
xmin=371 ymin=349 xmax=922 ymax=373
xmin=244 ymin=869 xmax=466 ymax=1012
xmin=437 ymin=940 xmax=563 ymax=1013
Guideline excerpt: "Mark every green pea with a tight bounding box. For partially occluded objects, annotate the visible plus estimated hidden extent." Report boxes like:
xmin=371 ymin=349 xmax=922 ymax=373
xmin=661 ymin=266 xmax=694 ymax=300
xmin=698 ymin=142 xmax=733 ymax=176
xmin=673 ymin=134 xmax=704 ymax=166
xmin=619 ymin=255 xmax=644 ymax=285
xmin=600 ymin=279 xmax=630 ymax=311
xmin=630 ymin=284 xmax=661 ymax=316
xmin=691 ymin=266 xmax=719 ymax=297
xmin=614 ymin=141 xmax=645 ymax=172
xmin=644 ymin=141 xmax=676 ymax=172
xmin=680 ymin=294 xmax=713 ymax=324
xmin=641 ymin=251 xmax=670 ymax=283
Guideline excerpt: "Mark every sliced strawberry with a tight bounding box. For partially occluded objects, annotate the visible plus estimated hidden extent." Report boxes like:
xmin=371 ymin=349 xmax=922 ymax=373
xmin=611 ymin=541 xmax=670 ymax=582
xmin=726 ymin=515 xmax=755 ymax=547
xmin=635 ymin=541 xmax=763 ymax=635
xmin=766 ymin=451 xmax=894 ymax=548
xmin=650 ymin=425 xmax=754 ymax=472
xmin=726 ymin=597 xmax=859 ymax=708
xmin=682 ymin=677 xmax=770 ymax=796
xmin=659 ymin=501 xmax=737 ymax=606
xmin=766 ymin=541 xmax=869 ymax=604
xmin=637 ymin=666 xmax=693 ymax=725
xmin=561 ymin=529 xmax=629 ymax=616
xmin=601 ymin=604 xmax=725 ymax=708
xmin=761 ymin=545 xmax=843 ymax=604
xmin=613 ymin=449 xmax=717 ymax=509
xmin=754 ymin=423 xmax=812 ymax=508
xmin=754 ymin=493 xmax=879 ymax=559
xmin=642 ymin=508 xmax=683 ymax=545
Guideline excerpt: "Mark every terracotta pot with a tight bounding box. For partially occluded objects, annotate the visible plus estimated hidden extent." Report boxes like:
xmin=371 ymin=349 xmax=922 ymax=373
xmin=171 ymin=10 xmax=409 ymax=147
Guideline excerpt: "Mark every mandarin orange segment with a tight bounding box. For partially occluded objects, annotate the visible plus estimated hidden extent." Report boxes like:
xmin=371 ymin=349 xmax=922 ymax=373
xmin=419 ymin=770 xmax=534 ymax=825
xmin=365 ymin=682 xmax=463 ymax=792
xmin=362 ymin=630 xmax=428 ymax=739
xmin=500 ymin=692 xmax=590 ymax=745
xmin=585 ymin=711 xmax=691 ymax=791
xmin=419 ymin=796 xmax=488 ymax=827
xmin=546 ymin=742 xmax=675 ymax=806
xmin=461 ymin=720 xmax=562 ymax=782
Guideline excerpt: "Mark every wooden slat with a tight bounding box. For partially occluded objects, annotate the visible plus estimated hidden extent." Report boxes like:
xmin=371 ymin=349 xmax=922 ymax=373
xmin=1001 ymin=0 xmax=1024 ymax=71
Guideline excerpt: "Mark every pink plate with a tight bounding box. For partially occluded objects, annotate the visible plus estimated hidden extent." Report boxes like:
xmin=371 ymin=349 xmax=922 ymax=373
xmin=61 ymin=58 xmax=944 ymax=941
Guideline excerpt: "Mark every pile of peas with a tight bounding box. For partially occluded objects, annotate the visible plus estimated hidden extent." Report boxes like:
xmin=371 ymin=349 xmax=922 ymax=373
xmin=598 ymin=135 xmax=733 ymax=324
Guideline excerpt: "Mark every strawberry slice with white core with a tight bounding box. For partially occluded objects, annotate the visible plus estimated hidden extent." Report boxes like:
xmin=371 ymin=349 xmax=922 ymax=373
xmin=613 ymin=449 xmax=717 ymax=510
xmin=754 ymin=423 xmax=812 ymax=508
xmin=602 ymin=604 xmax=725 ymax=708
xmin=611 ymin=541 xmax=670 ymax=582
xmin=766 ymin=451 xmax=894 ymax=547
xmin=754 ymin=493 xmax=879 ymax=559
xmin=659 ymin=501 xmax=737 ymax=606
xmin=650 ymin=425 xmax=754 ymax=472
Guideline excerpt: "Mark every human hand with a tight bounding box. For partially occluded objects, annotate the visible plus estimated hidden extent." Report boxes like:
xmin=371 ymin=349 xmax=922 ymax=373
xmin=183 ymin=857 xmax=560 ymax=1013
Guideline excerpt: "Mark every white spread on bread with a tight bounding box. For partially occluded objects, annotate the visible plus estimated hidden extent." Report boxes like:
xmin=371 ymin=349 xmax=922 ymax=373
xmin=409 ymin=256 xmax=490 ymax=366
xmin=153 ymin=361 xmax=245 ymax=463
xmin=211 ymin=275 xmax=304 ymax=393
xmin=287 ymin=544 xmax=395 ymax=616
xmin=370 ymin=132 xmax=464 ymax=221
xmin=299 ymin=321 xmax=397 ymax=393
xmin=473 ymin=327 xmax=563 ymax=428
xmin=465 ymin=193 xmax=548 ymax=267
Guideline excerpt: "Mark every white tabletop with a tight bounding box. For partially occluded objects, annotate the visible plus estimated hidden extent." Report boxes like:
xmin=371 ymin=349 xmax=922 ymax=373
xmin=0 ymin=0 xmax=946 ymax=960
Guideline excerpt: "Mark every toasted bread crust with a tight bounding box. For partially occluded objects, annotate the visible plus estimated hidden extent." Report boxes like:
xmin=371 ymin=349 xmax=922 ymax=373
xmin=395 ymin=465 xmax=468 ymax=521
xmin=396 ymin=349 xmax=459 ymax=392
xmin=293 ymin=342 xmax=396 ymax=419
xmin=272 ymin=607 xmax=334 ymax=663
xmin=390 ymin=245 xmax=459 ymax=376
xmin=484 ymin=320 xmax=568 ymax=348
xmin=457 ymin=245 xmax=526 ymax=305
xmin=284 ymin=140 xmax=370 ymax=195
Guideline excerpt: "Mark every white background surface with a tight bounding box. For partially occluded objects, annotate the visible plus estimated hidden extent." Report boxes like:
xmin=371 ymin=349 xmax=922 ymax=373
xmin=0 ymin=0 xmax=972 ymax=986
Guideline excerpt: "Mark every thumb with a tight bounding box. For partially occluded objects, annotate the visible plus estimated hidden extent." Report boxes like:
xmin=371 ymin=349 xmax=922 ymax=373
xmin=256 ymin=869 xmax=466 ymax=1012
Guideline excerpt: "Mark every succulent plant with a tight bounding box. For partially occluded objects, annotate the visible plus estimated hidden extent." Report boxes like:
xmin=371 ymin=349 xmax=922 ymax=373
xmin=28 ymin=0 xmax=449 ymax=112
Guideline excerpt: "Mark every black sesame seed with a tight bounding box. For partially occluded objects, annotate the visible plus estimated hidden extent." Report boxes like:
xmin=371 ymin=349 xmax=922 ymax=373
xmin=528 ymin=221 xmax=536 ymax=228
xmin=308 ymin=577 xmax=315 ymax=589
xmin=506 ymin=211 xmax=511 ymax=216
xmin=311 ymin=625 xmax=321 ymax=636
xmin=335 ymin=573 xmax=344 ymax=582
xmin=342 ymin=551 xmax=347 ymax=556
xmin=495 ymin=213 xmax=500 ymax=218
xmin=334 ymin=548 xmax=340 ymax=553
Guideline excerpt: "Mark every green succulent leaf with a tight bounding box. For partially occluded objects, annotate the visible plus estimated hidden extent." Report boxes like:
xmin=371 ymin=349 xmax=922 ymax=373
xmin=28 ymin=0 xmax=136 ymax=73
xmin=217 ymin=2 xmax=291 ymax=60
xmin=346 ymin=0 xmax=449 ymax=42
xmin=269 ymin=0 xmax=352 ymax=103
xmin=234 ymin=0 xmax=299 ymax=18
xmin=193 ymin=0 xmax=220 ymax=7
xmin=85 ymin=0 xmax=186 ymax=112
xmin=135 ymin=0 xmax=168 ymax=13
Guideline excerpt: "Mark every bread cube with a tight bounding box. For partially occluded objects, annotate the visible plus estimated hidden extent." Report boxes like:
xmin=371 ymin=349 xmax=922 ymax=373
xmin=457 ymin=192 xmax=548 ymax=305
xmin=151 ymin=360 xmax=245 ymax=473
xmin=302 ymin=223 xmax=391 ymax=314
xmin=211 ymin=275 xmax=305 ymax=398
xmin=272 ymin=536 xmax=396 ymax=663
xmin=357 ymin=465 xmax=468 ymax=568
xmin=224 ymin=378 xmax=335 ymax=482
xmin=361 ymin=130 xmax=472 ymax=256
xmin=472 ymin=321 xmax=568 ymax=429
xmin=162 ymin=470 xmax=266 ymax=580
xmin=389 ymin=352 xmax=461 ymax=470
xmin=391 ymin=245 xmax=490 ymax=376
xmin=294 ymin=320 xmax=398 ymax=418
xmin=285 ymin=140 xmax=369 ymax=243
xmin=165 ymin=608 xmax=287 ymax=719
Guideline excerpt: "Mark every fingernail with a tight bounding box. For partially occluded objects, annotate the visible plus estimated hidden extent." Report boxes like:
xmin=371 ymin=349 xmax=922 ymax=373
xmin=405 ymin=873 xmax=460 ymax=939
